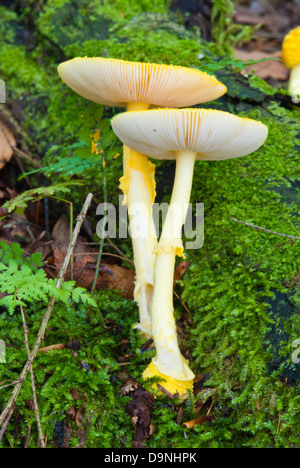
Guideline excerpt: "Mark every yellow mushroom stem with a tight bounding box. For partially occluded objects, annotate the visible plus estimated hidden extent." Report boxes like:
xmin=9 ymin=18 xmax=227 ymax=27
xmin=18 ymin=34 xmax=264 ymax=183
xmin=288 ymin=64 xmax=300 ymax=97
xmin=143 ymin=150 xmax=196 ymax=396
xmin=119 ymin=102 xmax=158 ymax=337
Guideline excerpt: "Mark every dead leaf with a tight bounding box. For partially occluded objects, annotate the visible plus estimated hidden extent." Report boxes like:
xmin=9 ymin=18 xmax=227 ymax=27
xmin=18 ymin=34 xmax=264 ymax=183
xmin=51 ymin=216 xmax=91 ymax=255
xmin=120 ymin=379 xmax=139 ymax=396
xmin=0 ymin=207 xmax=8 ymax=219
xmin=38 ymin=340 xmax=80 ymax=354
xmin=233 ymin=6 xmax=264 ymax=26
xmin=176 ymin=407 xmax=184 ymax=425
xmin=174 ymin=261 xmax=191 ymax=286
xmin=234 ymin=48 xmax=289 ymax=81
xmin=44 ymin=245 xmax=135 ymax=298
xmin=182 ymin=414 xmax=215 ymax=429
xmin=194 ymin=373 xmax=205 ymax=384
xmin=38 ymin=343 xmax=66 ymax=353
xmin=97 ymin=263 xmax=135 ymax=299
xmin=0 ymin=120 xmax=15 ymax=170
xmin=53 ymin=421 xmax=72 ymax=448
xmin=126 ymin=388 xmax=156 ymax=448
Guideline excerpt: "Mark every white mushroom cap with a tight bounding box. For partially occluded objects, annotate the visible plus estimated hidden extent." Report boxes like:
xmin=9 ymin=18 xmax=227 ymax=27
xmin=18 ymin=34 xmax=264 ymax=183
xmin=58 ymin=57 xmax=227 ymax=108
xmin=111 ymin=108 xmax=268 ymax=160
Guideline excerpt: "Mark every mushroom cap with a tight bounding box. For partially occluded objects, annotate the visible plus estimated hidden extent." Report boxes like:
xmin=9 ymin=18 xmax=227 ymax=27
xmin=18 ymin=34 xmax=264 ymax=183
xmin=282 ymin=26 xmax=300 ymax=69
xmin=111 ymin=108 xmax=268 ymax=161
xmin=57 ymin=57 xmax=227 ymax=108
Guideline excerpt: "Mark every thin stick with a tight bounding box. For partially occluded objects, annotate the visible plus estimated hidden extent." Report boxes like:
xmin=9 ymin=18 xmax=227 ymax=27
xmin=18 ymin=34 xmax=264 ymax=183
xmin=24 ymin=424 xmax=32 ymax=448
xmin=230 ymin=217 xmax=300 ymax=240
xmin=73 ymin=251 xmax=134 ymax=266
xmin=0 ymin=407 xmax=14 ymax=443
xmin=91 ymin=154 xmax=107 ymax=295
xmin=17 ymin=289 xmax=45 ymax=448
xmin=0 ymin=380 xmax=25 ymax=391
xmin=173 ymin=290 xmax=191 ymax=315
xmin=78 ymin=241 xmax=132 ymax=262
xmin=106 ymin=236 xmax=128 ymax=259
xmin=0 ymin=193 xmax=94 ymax=430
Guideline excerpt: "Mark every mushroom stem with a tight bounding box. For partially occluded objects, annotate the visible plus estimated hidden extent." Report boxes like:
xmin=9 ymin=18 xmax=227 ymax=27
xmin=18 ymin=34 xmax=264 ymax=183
xmin=288 ymin=64 xmax=300 ymax=97
xmin=149 ymin=150 xmax=196 ymax=384
xmin=119 ymin=102 xmax=157 ymax=337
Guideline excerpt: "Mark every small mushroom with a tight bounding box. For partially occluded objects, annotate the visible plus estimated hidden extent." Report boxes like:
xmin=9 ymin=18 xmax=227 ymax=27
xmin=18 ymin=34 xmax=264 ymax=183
xmin=112 ymin=108 xmax=268 ymax=397
xmin=58 ymin=57 xmax=226 ymax=337
xmin=282 ymin=26 xmax=300 ymax=98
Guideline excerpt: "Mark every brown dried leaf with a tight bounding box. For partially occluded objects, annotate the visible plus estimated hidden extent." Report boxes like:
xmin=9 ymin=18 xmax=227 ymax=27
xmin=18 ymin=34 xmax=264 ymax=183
xmin=182 ymin=414 xmax=215 ymax=429
xmin=0 ymin=120 xmax=15 ymax=170
xmin=126 ymin=388 xmax=156 ymax=448
xmin=176 ymin=407 xmax=184 ymax=425
xmin=38 ymin=343 xmax=66 ymax=353
xmin=0 ymin=207 xmax=8 ymax=218
xmin=174 ymin=261 xmax=191 ymax=286
xmin=44 ymin=246 xmax=135 ymax=298
xmin=233 ymin=6 xmax=264 ymax=26
xmin=96 ymin=263 xmax=135 ymax=299
xmin=51 ymin=215 xmax=91 ymax=255
xmin=120 ymin=379 xmax=139 ymax=396
xmin=234 ymin=48 xmax=289 ymax=81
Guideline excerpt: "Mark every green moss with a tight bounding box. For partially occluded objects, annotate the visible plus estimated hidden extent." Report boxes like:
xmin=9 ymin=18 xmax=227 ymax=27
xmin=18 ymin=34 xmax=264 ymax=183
xmin=180 ymin=104 xmax=300 ymax=447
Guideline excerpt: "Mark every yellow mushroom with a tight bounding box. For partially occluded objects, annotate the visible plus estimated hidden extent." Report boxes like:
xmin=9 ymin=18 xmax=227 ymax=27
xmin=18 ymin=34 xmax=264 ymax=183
xmin=282 ymin=26 xmax=300 ymax=98
xmin=111 ymin=108 xmax=268 ymax=397
xmin=58 ymin=57 xmax=227 ymax=337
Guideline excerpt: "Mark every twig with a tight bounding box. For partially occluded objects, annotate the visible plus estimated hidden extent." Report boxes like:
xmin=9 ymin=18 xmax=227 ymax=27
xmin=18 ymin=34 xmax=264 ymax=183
xmin=106 ymin=236 xmax=128 ymax=259
xmin=24 ymin=424 xmax=32 ymax=448
xmin=73 ymin=251 xmax=134 ymax=266
xmin=17 ymin=289 xmax=45 ymax=448
xmin=13 ymin=153 xmax=33 ymax=188
xmin=78 ymin=241 xmax=133 ymax=263
xmin=173 ymin=290 xmax=191 ymax=314
xmin=0 ymin=380 xmax=25 ymax=391
xmin=230 ymin=217 xmax=300 ymax=240
xmin=0 ymin=406 xmax=14 ymax=443
xmin=0 ymin=193 xmax=94 ymax=430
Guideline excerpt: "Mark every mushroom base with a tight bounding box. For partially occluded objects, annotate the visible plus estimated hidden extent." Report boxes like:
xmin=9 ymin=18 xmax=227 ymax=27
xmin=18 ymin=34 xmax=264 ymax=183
xmin=143 ymin=360 xmax=194 ymax=398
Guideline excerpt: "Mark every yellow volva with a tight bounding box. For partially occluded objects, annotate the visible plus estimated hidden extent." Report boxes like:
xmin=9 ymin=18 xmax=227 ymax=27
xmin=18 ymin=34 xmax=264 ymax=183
xmin=58 ymin=57 xmax=226 ymax=337
xmin=112 ymin=108 xmax=268 ymax=397
xmin=282 ymin=26 xmax=300 ymax=97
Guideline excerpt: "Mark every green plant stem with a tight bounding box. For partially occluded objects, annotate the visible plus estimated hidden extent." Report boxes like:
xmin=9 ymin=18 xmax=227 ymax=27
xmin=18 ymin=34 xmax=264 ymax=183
xmin=91 ymin=153 xmax=107 ymax=295
xmin=69 ymin=202 xmax=74 ymax=281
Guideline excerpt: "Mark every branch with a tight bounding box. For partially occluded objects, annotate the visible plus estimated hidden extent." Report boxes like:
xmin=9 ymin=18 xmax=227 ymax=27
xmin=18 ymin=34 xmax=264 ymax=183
xmin=230 ymin=217 xmax=300 ymax=240
xmin=0 ymin=406 xmax=14 ymax=442
xmin=17 ymin=289 xmax=45 ymax=448
xmin=0 ymin=193 xmax=94 ymax=430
